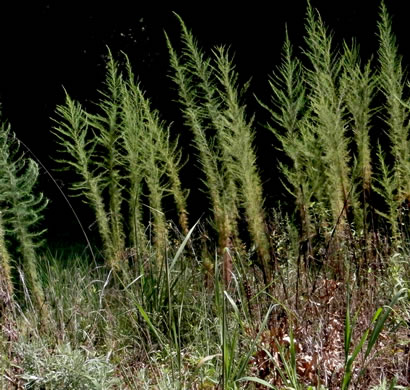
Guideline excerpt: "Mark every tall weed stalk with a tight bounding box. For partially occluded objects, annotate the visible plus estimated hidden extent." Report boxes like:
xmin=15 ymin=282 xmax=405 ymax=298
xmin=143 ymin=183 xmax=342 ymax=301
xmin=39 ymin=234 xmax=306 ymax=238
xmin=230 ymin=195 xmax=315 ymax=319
xmin=167 ymin=15 xmax=271 ymax=283
xmin=265 ymin=4 xmax=386 ymax=277
xmin=264 ymin=31 xmax=317 ymax=258
xmin=0 ymin=122 xmax=48 ymax=317
xmin=54 ymin=50 xmax=188 ymax=270
xmin=303 ymin=4 xmax=352 ymax=233
xmin=376 ymin=2 xmax=410 ymax=240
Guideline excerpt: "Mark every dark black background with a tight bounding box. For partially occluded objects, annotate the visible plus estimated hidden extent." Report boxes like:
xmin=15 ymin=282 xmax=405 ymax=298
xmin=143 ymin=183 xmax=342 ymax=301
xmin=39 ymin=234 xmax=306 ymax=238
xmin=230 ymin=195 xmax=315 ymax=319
xmin=0 ymin=1 xmax=408 ymax=245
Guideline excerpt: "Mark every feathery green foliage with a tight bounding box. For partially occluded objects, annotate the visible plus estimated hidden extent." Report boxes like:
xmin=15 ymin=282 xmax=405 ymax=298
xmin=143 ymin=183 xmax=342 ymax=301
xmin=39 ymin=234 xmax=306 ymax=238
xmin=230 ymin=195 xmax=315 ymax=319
xmin=1 ymin=3 xmax=409 ymax=389
xmin=0 ymin=121 xmax=48 ymax=316
xmin=303 ymin=4 xmax=352 ymax=232
xmin=341 ymin=41 xmax=376 ymax=233
xmin=376 ymin=1 xmax=410 ymax=239
xmin=265 ymin=3 xmax=406 ymax=272
xmin=0 ymin=206 xmax=14 ymax=306
xmin=88 ymin=51 xmax=126 ymax=261
xmin=264 ymin=30 xmax=318 ymax=255
xmin=167 ymin=15 xmax=271 ymax=282
xmin=54 ymin=50 xmax=188 ymax=269
xmin=54 ymin=94 xmax=118 ymax=267
xmin=213 ymin=46 xmax=272 ymax=281
xmin=166 ymin=19 xmax=237 ymax=266
xmin=121 ymin=59 xmax=188 ymax=258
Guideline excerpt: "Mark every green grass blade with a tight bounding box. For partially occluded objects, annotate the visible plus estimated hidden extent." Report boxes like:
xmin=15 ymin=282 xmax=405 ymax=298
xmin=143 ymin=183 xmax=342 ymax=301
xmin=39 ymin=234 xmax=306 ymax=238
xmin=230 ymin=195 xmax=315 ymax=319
xmin=135 ymin=302 xmax=164 ymax=346
xmin=170 ymin=218 xmax=199 ymax=271
xmin=236 ymin=304 xmax=276 ymax=381
xmin=224 ymin=290 xmax=240 ymax=320
xmin=343 ymin=327 xmax=369 ymax=390
xmin=238 ymin=376 xmax=276 ymax=389
xmin=365 ymin=288 xmax=407 ymax=359
xmin=344 ymin=305 xmax=352 ymax=362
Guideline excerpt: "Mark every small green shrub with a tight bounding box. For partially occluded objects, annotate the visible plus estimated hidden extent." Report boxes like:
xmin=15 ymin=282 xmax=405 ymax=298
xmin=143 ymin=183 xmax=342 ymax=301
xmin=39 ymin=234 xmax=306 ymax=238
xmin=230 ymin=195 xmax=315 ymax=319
xmin=16 ymin=341 xmax=118 ymax=390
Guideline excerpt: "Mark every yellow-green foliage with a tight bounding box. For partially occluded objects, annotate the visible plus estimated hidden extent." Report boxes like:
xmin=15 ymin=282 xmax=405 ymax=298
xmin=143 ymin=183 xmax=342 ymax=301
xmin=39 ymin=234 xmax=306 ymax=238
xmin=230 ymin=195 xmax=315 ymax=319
xmin=340 ymin=42 xmax=375 ymax=232
xmin=304 ymin=4 xmax=352 ymax=230
xmin=263 ymin=1 xmax=410 ymax=263
xmin=376 ymin=1 xmax=410 ymax=239
xmin=0 ymin=212 xmax=14 ymax=310
xmin=264 ymin=31 xmax=317 ymax=246
xmin=0 ymin=122 xmax=47 ymax=315
xmin=54 ymin=3 xmax=410 ymax=278
xmin=167 ymin=16 xmax=271 ymax=281
xmin=54 ymin=95 xmax=117 ymax=267
xmin=54 ymin=51 xmax=189 ymax=269
xmin=166 ymin=19 xmax=237 ymax=256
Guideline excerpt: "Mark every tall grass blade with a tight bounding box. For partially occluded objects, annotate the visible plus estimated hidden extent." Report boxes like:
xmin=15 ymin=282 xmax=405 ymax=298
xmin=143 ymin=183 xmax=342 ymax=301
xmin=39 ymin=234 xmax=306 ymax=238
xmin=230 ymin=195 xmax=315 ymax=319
xmin=170 ymin=218 xmax=199 ymax=271
xmin=238 ymin=376 xmax=276 ymax=389
xmin=365 ymin=288 xmax=407 ymax=359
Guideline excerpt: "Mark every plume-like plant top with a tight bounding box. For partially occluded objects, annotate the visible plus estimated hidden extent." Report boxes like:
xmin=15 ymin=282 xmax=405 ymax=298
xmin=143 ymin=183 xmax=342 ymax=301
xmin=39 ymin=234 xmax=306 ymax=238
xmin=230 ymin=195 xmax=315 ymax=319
xmin=166 ymin=15 xmax=272 ymax=282
xmin=0 ymin=119 xmax=48 ymax=316
xmin=377 ymin=1 xmax=410 ymax=204
xmin=0 ymin=122 xmax=47 ymax=240
xmin=53 ymin=49 xmax=189 ymax=266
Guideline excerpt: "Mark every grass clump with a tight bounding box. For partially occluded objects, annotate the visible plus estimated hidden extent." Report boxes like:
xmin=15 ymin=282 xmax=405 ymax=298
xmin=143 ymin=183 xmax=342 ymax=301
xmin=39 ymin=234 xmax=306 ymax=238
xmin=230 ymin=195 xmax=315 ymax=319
xmin=15 ymin=341 xmax=118 ymax=390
